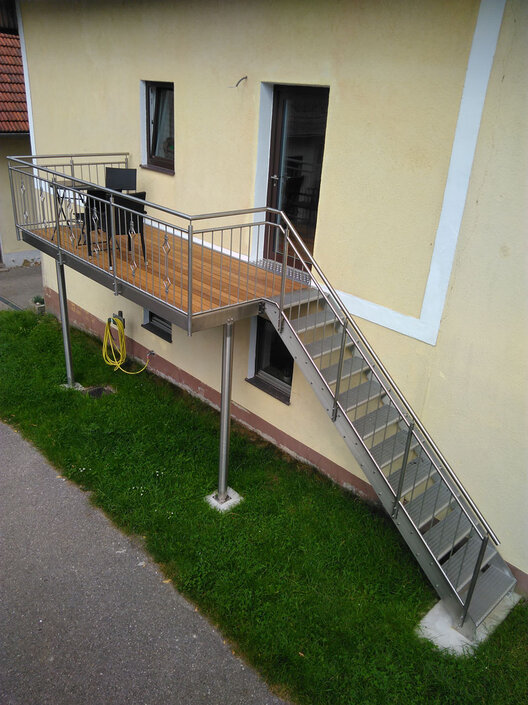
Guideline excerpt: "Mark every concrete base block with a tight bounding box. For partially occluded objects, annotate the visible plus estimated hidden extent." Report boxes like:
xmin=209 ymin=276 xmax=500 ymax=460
xmin=417 ymin=591 xmax=521 ymax=655
xmin=205 ymin=488 xmax=243 ymax=512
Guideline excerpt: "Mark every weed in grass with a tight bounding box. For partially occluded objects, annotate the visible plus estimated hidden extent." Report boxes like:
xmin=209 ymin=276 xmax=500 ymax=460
xmin=0 ymin=310 xmax=527 ymax=705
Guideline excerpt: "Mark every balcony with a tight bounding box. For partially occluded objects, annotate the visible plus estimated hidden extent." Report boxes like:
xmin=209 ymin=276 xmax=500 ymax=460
xmin=7 ymin=153 xmax=309 ymax=333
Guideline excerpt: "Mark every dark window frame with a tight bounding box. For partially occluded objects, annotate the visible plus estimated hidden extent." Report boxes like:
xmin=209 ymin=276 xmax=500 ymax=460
xmin=246 ymin=316 xmax=293 ymax=404
xmin=141 ymin=310 xmax=172 ymax=343
xmin=145 ymin=81 xmax=174 ymax=173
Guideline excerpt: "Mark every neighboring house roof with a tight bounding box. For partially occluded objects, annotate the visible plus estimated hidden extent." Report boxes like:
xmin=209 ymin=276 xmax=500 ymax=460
xmin=0 ymin=31 xmax=29 ymax=134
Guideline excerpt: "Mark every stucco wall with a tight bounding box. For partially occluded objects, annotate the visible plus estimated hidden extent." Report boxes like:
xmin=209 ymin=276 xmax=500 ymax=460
xmin=19 ymin=0 xmax=527 ymax=574
xmin=0 ymin=134 xmax=35 ymax=266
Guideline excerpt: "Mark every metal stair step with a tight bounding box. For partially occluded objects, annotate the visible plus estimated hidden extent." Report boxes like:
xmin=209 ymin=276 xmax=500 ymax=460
xmin=466 ymin=564 xmax=517 ymax=627
xmin=442 ymin=533 xmax=497 ymax=592
xmin=352 ymin=404 xmax=401 ymax=440
xmin=306 ymin=332 xmax=353 ymax=359
xmin=422 ymin=507 xmax=473 ymax=560
xmin=271 ymin=287 xmax=320 ymax=309
xmin=387 ymin=455 xmax=436 ymax=498
xmin=338 ymin=380 xmax=383 ymax=412
xmin=291 ymin=309 xmax=339 ymax=334
xmin=405 ymin=480 xmax=454 ymax=529
xmin=370 ymin=428 xmax=419 ymax=468
xmin=321 ymin=355 xmax=371 ymax=387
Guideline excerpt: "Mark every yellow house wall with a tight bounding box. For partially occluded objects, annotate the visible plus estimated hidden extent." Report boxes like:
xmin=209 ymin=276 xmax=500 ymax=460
xmin=0 ymin=135 xmax=35 ymax=266
xmin=20 ymin=0 xmax=527 ymax=573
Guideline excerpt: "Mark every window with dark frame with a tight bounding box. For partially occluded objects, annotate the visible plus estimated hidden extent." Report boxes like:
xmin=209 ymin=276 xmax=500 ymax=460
xmin=145 ymin=82 xmax=174 ymax=172
xmin=247 ymin=316 xmax=294 ymax=403
xmin=142 ymin=310 xmax=172 ymax=343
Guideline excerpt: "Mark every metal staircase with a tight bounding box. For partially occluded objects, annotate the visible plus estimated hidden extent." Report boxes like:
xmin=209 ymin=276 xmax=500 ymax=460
xmin=262 ymin=229 xmax=516 ymax=639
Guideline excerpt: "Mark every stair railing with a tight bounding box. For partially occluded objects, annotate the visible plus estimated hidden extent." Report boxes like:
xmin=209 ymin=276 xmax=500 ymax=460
xmin=269 ymin=218 xmax=497 ymax=618
xmin=274 ymin=210 xmax=497 ymax=539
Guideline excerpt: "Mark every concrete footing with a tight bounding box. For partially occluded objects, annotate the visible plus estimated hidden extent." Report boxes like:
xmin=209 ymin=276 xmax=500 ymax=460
xmin=417 ymin=592 xmax=521 ymax=655
xmin=205 ymin=487 xmax=243 ymax=512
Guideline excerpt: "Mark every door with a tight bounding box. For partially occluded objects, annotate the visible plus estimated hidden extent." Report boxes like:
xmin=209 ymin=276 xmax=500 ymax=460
xmin=265 ymin=85 xmax=329 ymax=264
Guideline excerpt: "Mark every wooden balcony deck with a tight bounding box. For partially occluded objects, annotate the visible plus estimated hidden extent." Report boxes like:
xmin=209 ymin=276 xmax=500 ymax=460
xmin=32 ymin=221 xmax=308 ymax=331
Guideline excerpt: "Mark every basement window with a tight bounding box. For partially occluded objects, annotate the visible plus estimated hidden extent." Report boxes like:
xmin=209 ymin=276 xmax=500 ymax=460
xmin=247 ymin=316 xmax=293 ymax=404
xmin=142 ymin=310 xmax=172 ymax=343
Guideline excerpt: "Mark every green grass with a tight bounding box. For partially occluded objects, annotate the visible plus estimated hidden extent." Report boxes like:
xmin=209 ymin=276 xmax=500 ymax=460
xmin=0 ymin=310 xmax=526 ymax=705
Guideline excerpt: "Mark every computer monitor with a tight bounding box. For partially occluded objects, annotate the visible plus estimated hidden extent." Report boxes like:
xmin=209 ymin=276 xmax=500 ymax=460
xmin=105 ymin=167 xmax=137 ymax=192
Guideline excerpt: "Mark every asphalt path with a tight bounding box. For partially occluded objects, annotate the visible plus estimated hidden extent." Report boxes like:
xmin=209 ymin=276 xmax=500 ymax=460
xmin=0 ymin=422 xmax=288 ymax=705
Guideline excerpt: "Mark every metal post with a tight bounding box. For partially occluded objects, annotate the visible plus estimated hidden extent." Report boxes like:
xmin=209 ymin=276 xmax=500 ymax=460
xmin=187 ymin=222 xmax=193 ymax=336
xmin=109 ymin=195 xmax=118 ymax=288
xmin=278 ymin=228 xmax=289 ymax=333
xmin=217 ymin=321 xmax=234 ymax=503
xmin=460 ymin=534 xmax=489 ymax=627
xmin=392 ymin=422 xmax=415 ymax=518
xmin=332 ymin=321 xmax=348 ymax=421
xmin=55 ymin=260 xmax=74 ymax=387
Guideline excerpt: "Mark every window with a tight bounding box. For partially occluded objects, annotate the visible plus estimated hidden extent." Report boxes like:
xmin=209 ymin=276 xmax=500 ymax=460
xmin=142 ymin=310 xmax=172 ymax=343
xmin=247 ymin=316 xmax=294 ymax=403
xmin=145 ymin=82 xmax=174 ymax=172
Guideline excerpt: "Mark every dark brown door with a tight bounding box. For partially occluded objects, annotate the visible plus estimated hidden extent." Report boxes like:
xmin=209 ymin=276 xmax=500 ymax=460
xmin=265 ymin=85 xmax=329 ymax=264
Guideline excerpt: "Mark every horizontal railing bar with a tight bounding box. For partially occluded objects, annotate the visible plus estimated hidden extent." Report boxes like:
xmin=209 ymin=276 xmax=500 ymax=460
xmin=192 ymin=219 xmax=274 ymax=235
xmin=8 ymin=152 xmax=129 ymax=161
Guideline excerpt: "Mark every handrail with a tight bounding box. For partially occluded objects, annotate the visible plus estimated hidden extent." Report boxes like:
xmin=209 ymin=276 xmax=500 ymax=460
xmin=8 ymin=152 xmax=130 ymax=161
xmin=274 ymin=210 xmax=499 ymax=545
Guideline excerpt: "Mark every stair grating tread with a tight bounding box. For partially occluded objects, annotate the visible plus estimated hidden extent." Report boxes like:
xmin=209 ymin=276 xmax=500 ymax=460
xmin=422 ymin=508 xmax=473 ymax=560
xmin=388 ymin=455 xmax=436 ymax=498
xmin=370 ymin=428 xmax=419 ymax=468
xmin=272 ymin=287 xmax=320 ymax=309
xmin=352 ymin=404 xmax=401 ymax=440
xmin=466 ymin=565 xmax=517 ymax=627
xmin=291 ymin=309 xmax=339 ymax=334
xmin=405 ymin=480 xmax=454 ymax=529
xmin=339 ymin=380 xmax=383 ymax=411
xmin=306 ymin=332 xmax=353 ymax=359
xmin=443 ymin=534 xmax=497 ymax=592
xmin=321 ymin=355 xmax=370 ymax=387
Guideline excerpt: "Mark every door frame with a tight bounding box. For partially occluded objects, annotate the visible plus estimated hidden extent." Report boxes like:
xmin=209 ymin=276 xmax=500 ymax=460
xmin=262 ymin=83 xmax=329 ymax=267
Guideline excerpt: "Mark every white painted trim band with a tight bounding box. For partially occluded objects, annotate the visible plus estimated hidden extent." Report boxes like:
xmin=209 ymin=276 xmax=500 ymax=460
xmin=337 ymin=0 xmax=506 ymax=345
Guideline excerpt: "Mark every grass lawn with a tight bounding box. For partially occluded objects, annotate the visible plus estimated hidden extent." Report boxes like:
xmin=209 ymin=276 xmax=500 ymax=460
xmin=0 ymin=310 xmax=526 ymax=705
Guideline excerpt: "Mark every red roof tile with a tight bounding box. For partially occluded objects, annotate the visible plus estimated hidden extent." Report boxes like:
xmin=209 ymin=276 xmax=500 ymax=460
xmin=0 ymin=31 xmax=29 ymax=133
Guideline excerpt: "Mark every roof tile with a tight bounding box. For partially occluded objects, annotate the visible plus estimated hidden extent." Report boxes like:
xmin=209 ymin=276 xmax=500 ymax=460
xmin=0 ymin=31 xmax=29 ymax=132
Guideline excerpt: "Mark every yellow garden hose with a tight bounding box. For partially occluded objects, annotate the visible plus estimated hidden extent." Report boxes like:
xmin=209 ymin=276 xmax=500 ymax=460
xmin=103 ymin=316 xmax=150 ymax=375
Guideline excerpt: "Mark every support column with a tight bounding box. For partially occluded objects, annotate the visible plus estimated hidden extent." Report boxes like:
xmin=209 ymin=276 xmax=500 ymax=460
xmin=206 ymin=321 xmax=243 ymax=511
xmin=217 ymin=321 xmax=234 ymax=502
xmin=56 ymin=260 xmax=74 ymax=387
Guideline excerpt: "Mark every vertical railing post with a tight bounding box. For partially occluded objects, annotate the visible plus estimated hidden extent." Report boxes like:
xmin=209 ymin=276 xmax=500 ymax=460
xmin=332 ymin=320 xmax=348 ymax=421
xmin=109 ymin=195 xmax=118 ymax=292
xmin=55 ymin=259 xmax=75 ymax=387
xmin=460 ymin=534 xmax=489 ymax=627
xmin=392 ymin=422 xmax=415 ymax=518
xmin=187 ymin=221 xmax=193 ymax=336
xmin=8 ymin=165 xmax=21 ymax=241
xmin=52 ymin=181 xmax=62 ymax=252
xmin=217 ymin=321 xmax=234 ymax=503
xmin=278 ymin=227 xmax=289 ymax=333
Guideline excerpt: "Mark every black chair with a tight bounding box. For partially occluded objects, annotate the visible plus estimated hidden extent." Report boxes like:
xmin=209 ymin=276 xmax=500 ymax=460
xmin=112 ymin=191 xmax=147 ymax=265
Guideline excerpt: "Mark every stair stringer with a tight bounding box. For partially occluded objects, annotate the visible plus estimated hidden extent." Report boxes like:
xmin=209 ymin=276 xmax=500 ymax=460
xmin=263 ymin=300 xmax=492 ymax=637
